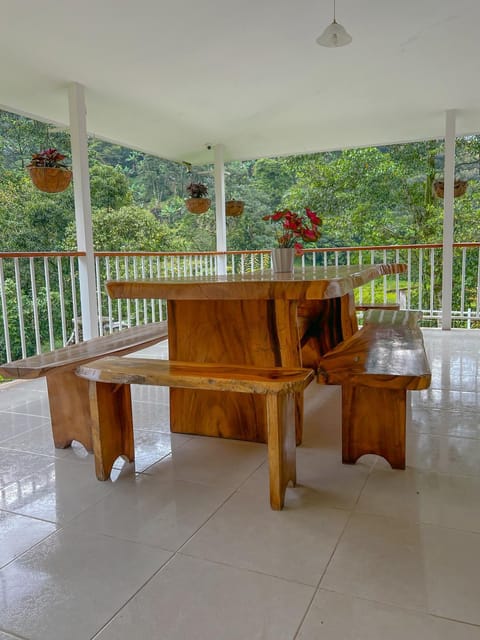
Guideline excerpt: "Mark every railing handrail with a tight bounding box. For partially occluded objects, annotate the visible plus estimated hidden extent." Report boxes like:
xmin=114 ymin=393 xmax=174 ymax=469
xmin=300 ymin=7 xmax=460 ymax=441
xmin=2 ymin=242 xmax=480 ymax=260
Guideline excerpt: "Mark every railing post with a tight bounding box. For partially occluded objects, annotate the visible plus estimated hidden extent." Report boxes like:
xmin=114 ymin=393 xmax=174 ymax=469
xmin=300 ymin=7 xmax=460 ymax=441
xmin=441 ymin=109 xmax=456 ymax=330
xmin=214 ymin=144 xmax=227 ymax=275
xmin=69 ymin=82 xmax=99 ymax=340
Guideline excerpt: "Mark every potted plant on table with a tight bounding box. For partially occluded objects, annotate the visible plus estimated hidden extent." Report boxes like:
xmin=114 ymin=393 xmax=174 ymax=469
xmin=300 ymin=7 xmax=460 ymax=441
xmin=263 ymin=208 xmax=322 ymax=273
xmin=185 ymin=182 xmax=211 ymax=214
xmin=27 ymin=148 xmax=73 ymax=193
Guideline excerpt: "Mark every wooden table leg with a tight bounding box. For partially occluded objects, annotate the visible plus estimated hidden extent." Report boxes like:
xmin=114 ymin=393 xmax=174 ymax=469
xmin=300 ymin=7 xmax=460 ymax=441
xmin=168 ymin=298 xmax=302 ymax=444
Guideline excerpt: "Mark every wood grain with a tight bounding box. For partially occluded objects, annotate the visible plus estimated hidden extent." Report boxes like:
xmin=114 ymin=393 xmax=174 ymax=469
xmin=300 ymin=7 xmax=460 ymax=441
xmin=317 ymin=323 xmax=431 ymax=469
xmin=106 ymin=264 xmax=406 ymax=445
xmin=77 ymin=358 xmax=314 ymax=510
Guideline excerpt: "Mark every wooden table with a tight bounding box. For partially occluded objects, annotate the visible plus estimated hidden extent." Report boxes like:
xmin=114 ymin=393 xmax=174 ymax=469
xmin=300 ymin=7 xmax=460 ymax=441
xmin=106 ymin=264 xmax=406 ymax=444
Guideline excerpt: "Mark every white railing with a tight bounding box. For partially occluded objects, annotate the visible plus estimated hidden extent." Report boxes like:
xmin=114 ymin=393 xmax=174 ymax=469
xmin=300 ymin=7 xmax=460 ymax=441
xmin=1 ymin=244 xmax=480 ymax=363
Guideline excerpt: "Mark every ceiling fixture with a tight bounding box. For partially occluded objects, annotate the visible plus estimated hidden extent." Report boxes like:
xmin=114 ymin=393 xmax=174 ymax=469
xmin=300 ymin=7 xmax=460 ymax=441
xmin=316 ymin=0 xmax=352 ymax=48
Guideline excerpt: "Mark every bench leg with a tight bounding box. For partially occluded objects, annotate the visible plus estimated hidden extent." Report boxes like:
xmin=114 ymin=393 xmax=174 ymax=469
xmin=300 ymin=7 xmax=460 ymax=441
xmin=342 ymin=385 xmax=406 ymax=469
xmin=266 ymin=392 xmax=297 ymax=510
xmin=46 ymin=371 xmax=94 ymax=452
xmin=88 ymin=381 xmax=135 ymax=481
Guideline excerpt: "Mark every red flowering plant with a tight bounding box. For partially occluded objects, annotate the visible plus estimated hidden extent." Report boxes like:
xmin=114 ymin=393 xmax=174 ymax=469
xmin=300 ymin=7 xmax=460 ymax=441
xmin=28 ymin=148 xmax=69 ymax=169
xmin=262 ymin=208 xmax=322 ymax=255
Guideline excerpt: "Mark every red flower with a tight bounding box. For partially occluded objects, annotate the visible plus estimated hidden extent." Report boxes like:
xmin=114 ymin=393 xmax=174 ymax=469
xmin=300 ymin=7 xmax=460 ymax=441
xmin=264 ymin=207 xmax=322 ymax=251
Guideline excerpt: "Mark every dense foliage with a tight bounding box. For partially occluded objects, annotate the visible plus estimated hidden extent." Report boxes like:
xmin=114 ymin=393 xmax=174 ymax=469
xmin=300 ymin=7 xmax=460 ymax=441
xmin=1 ymin=109 xmax=480 ymax=361
xmin=1 ymin=109 xmax=480 ymax=254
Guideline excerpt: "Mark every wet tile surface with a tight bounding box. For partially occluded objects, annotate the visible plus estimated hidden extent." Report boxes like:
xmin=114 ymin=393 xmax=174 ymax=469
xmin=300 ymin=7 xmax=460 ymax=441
xmin=0 ymin=332 xmax=480 ymax=639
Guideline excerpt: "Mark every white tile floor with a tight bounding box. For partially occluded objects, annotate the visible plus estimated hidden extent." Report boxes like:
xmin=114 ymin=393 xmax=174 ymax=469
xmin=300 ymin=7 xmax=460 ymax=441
xmin=0 ymin=330 xmax=479 ymax=639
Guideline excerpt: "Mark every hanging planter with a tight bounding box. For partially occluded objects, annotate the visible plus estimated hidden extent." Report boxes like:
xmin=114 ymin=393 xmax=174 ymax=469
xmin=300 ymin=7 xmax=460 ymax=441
xmin=27 ymin=148 xmax=72 ymax=193
xmin=226 ymin=200 xmax=244 ymax=217
xmin=433 ymin=179 xmax=468 ymax=199
xmin=185 ymin=182 xmax=211 ymax=214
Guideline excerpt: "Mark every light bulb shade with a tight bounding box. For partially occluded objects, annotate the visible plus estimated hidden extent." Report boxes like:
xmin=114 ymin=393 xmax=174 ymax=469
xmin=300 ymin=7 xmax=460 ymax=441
xmin=316 ymin=20 xmax=352 ymax=47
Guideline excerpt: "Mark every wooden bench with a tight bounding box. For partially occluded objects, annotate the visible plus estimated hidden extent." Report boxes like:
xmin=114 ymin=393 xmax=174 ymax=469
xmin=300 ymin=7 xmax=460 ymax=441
xmin=363 ymin=308 xmax=422 ymax=327
xmin=76 ymin=358 xmax=314 ymax=510
xmin=0 ymin=322 xmax=169 ymax=453
xmin=316 ymin=321 xmax=431 ymax=469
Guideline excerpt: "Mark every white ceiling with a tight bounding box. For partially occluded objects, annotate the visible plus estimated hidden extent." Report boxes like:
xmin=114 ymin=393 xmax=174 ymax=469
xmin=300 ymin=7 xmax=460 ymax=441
xmin=1 ymin=0 xmax=480 ymax=165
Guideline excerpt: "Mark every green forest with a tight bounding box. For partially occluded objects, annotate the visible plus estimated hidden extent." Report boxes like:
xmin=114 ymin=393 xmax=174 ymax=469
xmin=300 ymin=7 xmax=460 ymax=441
xmin=1 ymin=109 xmax=480 ymax=364
xmin=1 ymin=109 xmax=480 ymax=254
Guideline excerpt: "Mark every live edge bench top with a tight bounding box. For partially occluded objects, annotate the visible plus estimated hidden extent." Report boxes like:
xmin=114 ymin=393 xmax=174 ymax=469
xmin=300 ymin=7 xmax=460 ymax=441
xmin=77 ymin=358 xmax=314 ymax=395
xmin=0 ymin=321 xmax=169 ymax=379
xmin=317 ymin=323 xmax=431 ymax=389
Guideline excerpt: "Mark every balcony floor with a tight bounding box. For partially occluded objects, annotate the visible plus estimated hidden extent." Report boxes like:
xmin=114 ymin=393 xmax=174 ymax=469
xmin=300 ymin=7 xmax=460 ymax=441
xmin=0 ymin=330 xmax=479 ymax=639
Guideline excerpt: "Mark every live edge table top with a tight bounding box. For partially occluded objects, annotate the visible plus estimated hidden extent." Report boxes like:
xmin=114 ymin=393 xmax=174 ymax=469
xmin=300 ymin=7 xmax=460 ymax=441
xmin=106 ymin=263 xmax=407 ymax=302
xmin=105 ymin=263 xmax=406 ymax=445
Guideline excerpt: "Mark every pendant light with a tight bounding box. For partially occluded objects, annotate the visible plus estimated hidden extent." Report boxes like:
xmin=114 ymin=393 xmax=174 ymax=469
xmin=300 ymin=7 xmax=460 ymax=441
xmin=316 ymin=0 xmax=352 ymax=48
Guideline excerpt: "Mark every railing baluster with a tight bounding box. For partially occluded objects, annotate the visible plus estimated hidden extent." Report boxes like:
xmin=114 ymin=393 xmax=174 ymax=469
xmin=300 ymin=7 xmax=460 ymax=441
xmin=430 ymin=248 xmax=435 ymax=320
xmin=29 ymin=258 xmax=42 ymax=354
xmin=105 ymin=258 xmax=114 ymax=331
xmin=0 ymin=258 xmax=12 ymax=362
xmin=95 ymin=255 xmax=103 ymax=336
xmin=57 ymin=257 xmax=68 ymax=346
xmin=70 ymin=256 xmax=80 ymax=343
xmin=14 ymin=258 xmax=27 ymax=358
xmin=43 ymin=257 xmax=55 ymax=350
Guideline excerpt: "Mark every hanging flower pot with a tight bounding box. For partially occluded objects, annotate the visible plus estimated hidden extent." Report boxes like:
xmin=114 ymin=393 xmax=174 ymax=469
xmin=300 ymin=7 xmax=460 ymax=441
xmin=27 ymin=148 xmax=72 ymax=193
xmin=226 ymin=200 xmax=244 ymax=217
xmin=433 ymin=180 xmax=468 ymax=199
xmin=185 ymin=197 xmax=211 ymax=214
xmin=185 ymin=182 xmax=210 ymax=214
xmin=28 ymin=167 xmax=73 ymax=193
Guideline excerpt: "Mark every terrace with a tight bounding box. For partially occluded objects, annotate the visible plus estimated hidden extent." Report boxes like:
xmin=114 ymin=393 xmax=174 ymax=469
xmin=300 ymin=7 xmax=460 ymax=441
xmin=0 ymin=328 xmax=479 ymax=639
xmin=1 ymin=1 xmax=480 ymax=638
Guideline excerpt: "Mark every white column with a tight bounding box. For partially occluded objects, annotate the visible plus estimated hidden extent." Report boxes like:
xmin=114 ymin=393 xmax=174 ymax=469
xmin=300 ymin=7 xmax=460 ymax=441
xmin=214 ymin=144 xmax=227 ymax=275
xmin=68 ymin=82 xmax=98 ymax=339
xmin=441 ymin=109 xmax=456 ymax=331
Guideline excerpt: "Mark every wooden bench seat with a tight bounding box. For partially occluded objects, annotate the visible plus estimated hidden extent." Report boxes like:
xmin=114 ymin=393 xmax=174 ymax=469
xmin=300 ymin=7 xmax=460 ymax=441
xmin=0 ymin=322 xmax=169 ymax=452
xmin=363 ymin=308 xmax=422 ymax=327
xmin=76 ymin=357 xmax=314 ymax=510
xmin=316 ymin=322 xmax=431 ymax=469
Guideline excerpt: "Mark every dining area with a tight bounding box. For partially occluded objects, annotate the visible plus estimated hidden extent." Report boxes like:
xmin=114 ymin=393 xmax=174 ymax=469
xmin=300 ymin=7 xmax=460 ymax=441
xmin=0 ymin=322 xmax=479 ymax=638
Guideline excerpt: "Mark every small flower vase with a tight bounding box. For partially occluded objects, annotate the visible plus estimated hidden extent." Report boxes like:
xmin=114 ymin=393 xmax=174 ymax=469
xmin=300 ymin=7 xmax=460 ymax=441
xmin=271 ymin=248 xmax=295 ymax=274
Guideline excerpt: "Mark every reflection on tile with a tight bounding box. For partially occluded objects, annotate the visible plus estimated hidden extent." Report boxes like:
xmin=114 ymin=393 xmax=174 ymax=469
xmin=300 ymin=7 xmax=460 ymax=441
xmin=321 ymin=513 xmax=429 ymax=611
xmin=412 ymin=388 xmax=480 ymax=413
xmin=0 ymin=528 xmax=171 ymax=640
xmin=298 ymin=589 xmax=480 ymax=640
xmin=145 ymin=436 xmax=266 ymax=489
xmin=0 ymin=449 xmax=55 ymax=490
xmin=295 ymin=448 xmax=370 ymax=510
xmin=0 ymin=411 xmax=50 ymax=442
xmin=0 ymin=328 xmax=479 ymax=638
xmin=356 ymin=468 xmax=480 ymax=532
xmin=66 ymin=473 xmax=232 ymax=551
xmin=0 ymin=424 xmax=70 ymax=458
xmin=182 ymin=471 xmax=349 ymax=586
xmin=422 ymin=524 xmax=480 ymax=625
xmin=0 ymin=510 xmax=57 ymax=569
xmin=410 ymin=407 xmax=480 ymax=438
xmin=407 ymin=433 xmax=480 ymax=476
xmin=114 ymin=430 xmax=191 ymax=473
xmin=0 ymin=457 xmax=115 ymax=524
xmin=95 ymin=554 xmax=314 ymax=640
xmin=132 ymin=400 xmax=170 ymax=431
